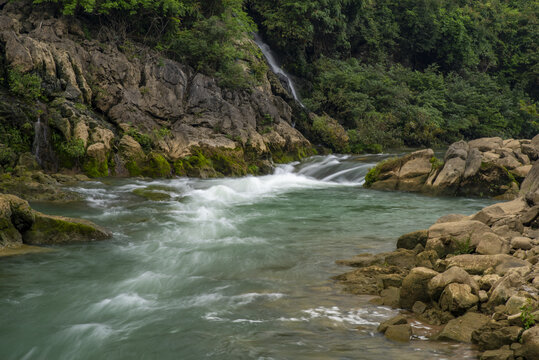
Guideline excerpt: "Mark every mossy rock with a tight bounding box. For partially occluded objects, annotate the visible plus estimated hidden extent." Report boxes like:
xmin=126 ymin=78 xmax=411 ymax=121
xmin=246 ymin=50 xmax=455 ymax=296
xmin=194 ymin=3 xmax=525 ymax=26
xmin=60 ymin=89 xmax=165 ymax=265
xmin=83 ymin=157 xmax=108 ymax=178
xmin=142 ymin=152 xmax=171 ymax=178
xmin=23 ymin=212 xmax=112 ymax=245
xmin=132 ymin=188 xmax=171 ymax=201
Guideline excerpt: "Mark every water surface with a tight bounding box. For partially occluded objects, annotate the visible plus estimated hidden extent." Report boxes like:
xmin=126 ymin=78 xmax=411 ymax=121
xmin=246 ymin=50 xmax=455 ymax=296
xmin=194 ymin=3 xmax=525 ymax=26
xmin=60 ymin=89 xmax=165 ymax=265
xmin=0 ymin=155 xmax=493 ymax=359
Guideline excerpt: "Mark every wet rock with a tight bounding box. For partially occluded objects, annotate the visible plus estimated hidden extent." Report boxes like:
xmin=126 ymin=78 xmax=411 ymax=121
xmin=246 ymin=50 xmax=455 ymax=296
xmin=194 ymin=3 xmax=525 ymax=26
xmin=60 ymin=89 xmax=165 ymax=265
xmin=378 ymin=314 xmax=408 ymax=333
xmin=479 ymin=348 xmax=514 ymax=360
xmin=384 ymin=324 xmax=412 ymax=342
xmin=472 ymin=322 xmax=522 ymax=351
xmin=397 ymin=230 xmax=428 ymax=250
xmin=412 ymin=301 xmax=427 ymax=315
xmin=380 ymin=287 xmax=400 ymax=307
xmin=23 ymin=212 xmax=112 ymax=245
xmin=436 ymin=312 xmax=491 ymax=343
xmin=439 ymin=283 xmax=479 ymax=314
xmin=399 ymin=267 xmax=439 ymax=309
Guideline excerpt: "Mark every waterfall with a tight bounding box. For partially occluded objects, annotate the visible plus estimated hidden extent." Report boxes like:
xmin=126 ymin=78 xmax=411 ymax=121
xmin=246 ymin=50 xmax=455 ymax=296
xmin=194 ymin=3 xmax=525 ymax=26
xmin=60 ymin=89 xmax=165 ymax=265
xmin=254 ymin=34 xmax=306 ymax=109
xmin=33 ymin=117 xmax=49 ymax=167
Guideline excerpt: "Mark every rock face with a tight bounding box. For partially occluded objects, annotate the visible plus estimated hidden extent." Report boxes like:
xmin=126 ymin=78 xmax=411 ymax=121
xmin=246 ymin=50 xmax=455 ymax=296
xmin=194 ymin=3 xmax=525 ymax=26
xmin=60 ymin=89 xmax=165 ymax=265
xmin=365 ymin=137 xmax=538 ymax=199
xmin=0 ymin=2 xmax=312 ymax=180
xmin=0 ymin=193 xmax=111 ymax=254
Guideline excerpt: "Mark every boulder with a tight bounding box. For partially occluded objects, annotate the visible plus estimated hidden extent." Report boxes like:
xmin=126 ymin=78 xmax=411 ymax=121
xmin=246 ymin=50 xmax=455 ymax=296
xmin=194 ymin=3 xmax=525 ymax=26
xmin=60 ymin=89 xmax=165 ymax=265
xmin=399 ymin=267 xmax=439 ymax=309
xmin=511 ymin=236 xmax=533 ymax=250
xmin=444 ymin=140 xmax=469 ymax=161
xmin=437 ymin=312 xmax=491 ymax=343
xmin=439 ymin=283 xmax=479 ymax=314
xmin=479 ymin=349 xmax=514 ymax=360
xmin=22 ymin=212 xmax=112 ymax=245
xmin=518 ymin=326 xmax=539 ymax=360
xmin=469 ymin=137 xmax=503 ymax=152
xmin=427 ymin=220 xmax=494 ymax=254
xmin=520 ymin=161 xmax=539 ymax=195
xmin=396 ymin=230 xmax=428 ymax=250
xmin=432 ymin=156 xmax=466 ymax=191
xmin=486 ymin=271 xmax=527 ymax=309
xmin=377 ymin=314 xmax=407 ymax=333
xmin=471 ymin=322 xmax=522 ymax=351
xmin=379 ymin=287 xmax=400 ymax=307
xmin=476 ymin=233 xmax=509 ymax=255
xmin=428 ymin=266 xmax=479 ymax=300
xmin=512 ymin=165 xmax=532 ymax=180
xmin=463 ymin=148 xmax=482 ymax=178
xmin=384 ymin=324 xmax=412 ymax=342
xmin=435 ymin=214 xmax=469 ymax=224
xmin=445 ymin=254 xmax=528 ymax=275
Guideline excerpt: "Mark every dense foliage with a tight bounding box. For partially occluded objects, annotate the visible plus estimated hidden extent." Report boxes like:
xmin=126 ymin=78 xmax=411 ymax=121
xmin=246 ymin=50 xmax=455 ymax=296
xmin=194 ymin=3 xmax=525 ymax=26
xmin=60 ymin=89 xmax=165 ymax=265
xmin=249 ymin=0 xmax=538 ymax=148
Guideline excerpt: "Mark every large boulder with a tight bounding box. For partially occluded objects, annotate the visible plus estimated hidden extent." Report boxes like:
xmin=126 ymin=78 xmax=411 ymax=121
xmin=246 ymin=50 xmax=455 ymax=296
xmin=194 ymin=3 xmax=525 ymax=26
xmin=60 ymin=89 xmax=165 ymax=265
xmin=439 ymin=283 xmax=479 ymax=314
xmin=436 ymin=312 xmax=491 ymax=343
xmin=446 ymin=254 xmax=529 ymax=275
xmin=397 ymin=230 xmax=428 ymax=250
xmin=521 ymin=161 xmax=539 ymax=195
xmin=471 ymin=322 xmax=522 ymax=351
xmin=428 ymin=266 xmax=479 ymax=300
xmin=0 ymin=194 xmax=35 ymax=248
xmin=426 ymin=220 xmax=494 ymax=256
xmin=468 ymin=137 xmax=503 ymax=152
xmin=518 ymin=326 xmax=539 ymax=360
xmin=22 ymin=212 xmax=112 ymax=245
xmin=399 ymin=267 xmax=439 ymax=309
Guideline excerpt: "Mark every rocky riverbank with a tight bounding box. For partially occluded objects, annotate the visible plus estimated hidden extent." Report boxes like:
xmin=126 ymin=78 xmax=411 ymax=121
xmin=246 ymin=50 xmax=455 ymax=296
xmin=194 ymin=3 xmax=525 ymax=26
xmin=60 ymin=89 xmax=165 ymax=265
xmin=337 ymin=162 xmax=539 ymax=359
xmin=0 ymin=193 xmax=111 ymax=257
xmin=365 ymin=136 xmax=539 ymax=199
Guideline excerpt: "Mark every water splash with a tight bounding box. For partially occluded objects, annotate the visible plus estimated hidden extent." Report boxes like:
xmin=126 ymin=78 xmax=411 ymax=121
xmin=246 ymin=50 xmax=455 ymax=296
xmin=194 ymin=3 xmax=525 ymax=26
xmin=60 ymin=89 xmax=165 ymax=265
xmin=254 ymin=33 xmax=306 ymax=109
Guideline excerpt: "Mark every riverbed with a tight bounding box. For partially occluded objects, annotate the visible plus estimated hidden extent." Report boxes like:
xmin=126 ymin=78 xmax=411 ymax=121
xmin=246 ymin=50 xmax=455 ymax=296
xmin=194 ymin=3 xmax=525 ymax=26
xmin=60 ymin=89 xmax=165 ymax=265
xmin=0 ymin=155 xmax=494 ymax=359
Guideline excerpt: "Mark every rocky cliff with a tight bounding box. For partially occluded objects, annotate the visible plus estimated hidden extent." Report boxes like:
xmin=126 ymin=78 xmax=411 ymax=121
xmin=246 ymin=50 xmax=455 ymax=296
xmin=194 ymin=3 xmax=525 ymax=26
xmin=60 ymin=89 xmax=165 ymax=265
xmin=0 ymin=1 xmax=311 ymax=179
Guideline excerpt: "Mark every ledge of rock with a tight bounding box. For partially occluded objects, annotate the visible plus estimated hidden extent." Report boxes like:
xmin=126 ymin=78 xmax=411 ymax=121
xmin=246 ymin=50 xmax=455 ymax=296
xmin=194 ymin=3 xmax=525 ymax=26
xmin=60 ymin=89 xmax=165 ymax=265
xmin=364 ymin=136 xmax=539 ymax=199
xmin=0 ymin=193 xmax=112 ymax=255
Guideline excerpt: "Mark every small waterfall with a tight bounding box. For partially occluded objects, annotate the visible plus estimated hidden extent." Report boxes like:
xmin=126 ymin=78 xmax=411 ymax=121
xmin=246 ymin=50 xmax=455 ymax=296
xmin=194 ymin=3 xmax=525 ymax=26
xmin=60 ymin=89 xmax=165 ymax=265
xmin=32 ymin=117 xmax=50 ymax=168
xmin=254 ymin=34 xmax=306 ymax=109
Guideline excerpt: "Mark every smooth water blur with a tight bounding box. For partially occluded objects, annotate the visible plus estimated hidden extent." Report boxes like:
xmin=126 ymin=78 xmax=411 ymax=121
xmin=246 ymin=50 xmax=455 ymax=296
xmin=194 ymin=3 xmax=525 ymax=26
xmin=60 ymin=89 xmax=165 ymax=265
xmin=0 ymin=155 xmax=494 ymax=360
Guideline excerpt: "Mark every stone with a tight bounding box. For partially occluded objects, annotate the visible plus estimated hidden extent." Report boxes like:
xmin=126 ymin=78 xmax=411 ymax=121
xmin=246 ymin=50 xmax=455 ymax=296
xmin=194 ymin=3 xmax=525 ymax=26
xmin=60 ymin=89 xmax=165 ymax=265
xmin=469 ymin=137 xmax=503 ymax=152
xmin=511 ymin=237 xmax=532 ymax=251
xmin=519 ymin=326 xmax=539 ymax=360
xmin=479 ymin=274 xmax=501 ymax=291
xmin=479 ymin=349 xmax=514 ymax=360
xmin=444 ymin=141 xmax=469 ymax=161
xmin=412 ymin=301 xmax=427 ymax=315
xmin=435 ymin=214 xmax=469 ymax=223
xmin=486 ymin=272 xmax=527 ymax=309
xmin=377 ymin=314 xmax=408 ymax=333
xmin=22 ymin=212 xmax=112 ymax=245
xmin=439 ymin=283 xmax=479 ymax=314
xmin=511 ymin=165 xmax=532 ymax=180
xmin=476 ymin=233 xmax=509 ymax=255
xmin=73 ymin=120 xmax=89 ymax=148
xmin=428 ymin=220 xmax=494 ymax=252
xmin=445 ymin=254 xmax=528 ymax=275
xmin=384 ymin=324 xmax=412 ymax=342
xmin=428 ymin=266 xmax=479 ymax=300
xmin=463 ymin=148 xmax=482 ymax=178
xmin=432 ymin=156 xmax=466 ymax=190
xmin=472 ymin=322 xmax=522 ymax=351
xmin=396 ymin=230 xmax=428 ymax=250
xmin=437 ymin=312 xmax=491 ymax=343
xmin=380 ymin=287 xmax=400 ymax=308
xmin=520 ymin=161 xmax=539 ymax=195
xmin=504 ymin=295 xmax=534 ymax=315
xmin=479 ymin=290 xmax=489 ymax=302
xmin=399 ymin=267 xmax=439 ymax=309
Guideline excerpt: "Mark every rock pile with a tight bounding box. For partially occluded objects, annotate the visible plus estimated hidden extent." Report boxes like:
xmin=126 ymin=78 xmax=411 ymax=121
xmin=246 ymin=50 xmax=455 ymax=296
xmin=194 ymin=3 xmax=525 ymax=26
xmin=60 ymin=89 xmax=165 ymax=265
xmin=365 ymin=136 xmax=539 ymax=199
xmin=337 ymin=161 xmax=539 ymax=359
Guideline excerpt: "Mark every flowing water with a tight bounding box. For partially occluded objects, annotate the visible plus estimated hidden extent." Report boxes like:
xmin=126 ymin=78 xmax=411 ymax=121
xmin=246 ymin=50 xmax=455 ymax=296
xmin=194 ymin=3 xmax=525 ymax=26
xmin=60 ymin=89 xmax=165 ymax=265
xmin=254 ymin=34 xmax=305 ymax=109
xmin=0 ymin=155 xmax=494 ymax=359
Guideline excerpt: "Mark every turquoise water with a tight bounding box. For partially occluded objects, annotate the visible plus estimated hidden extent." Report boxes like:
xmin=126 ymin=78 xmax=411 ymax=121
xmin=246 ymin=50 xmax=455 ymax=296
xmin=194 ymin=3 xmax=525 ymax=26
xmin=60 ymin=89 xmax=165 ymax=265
xmin=0 ymin=155 xmax=493 ymax=359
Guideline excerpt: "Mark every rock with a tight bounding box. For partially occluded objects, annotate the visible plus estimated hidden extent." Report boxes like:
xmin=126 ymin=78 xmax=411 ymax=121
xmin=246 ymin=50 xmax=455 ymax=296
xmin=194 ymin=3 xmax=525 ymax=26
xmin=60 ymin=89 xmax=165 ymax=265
xmin=437 ymin=312 xmax=491 ymax=343
xmin=399 ymin=267 xmax=439 ymax=309
xmin=439 ymin=283 xmax=479 ymax=314
xmin=435 ymin=214 xmax=469 ymax=223
xmin=380 ymin=287 xmax=400 ymax=307
xmin=479 ymin=274 xmax=501 ymax=291
xmin=432 ymin=156 xmax=466 ymax=191
xmin=476 ymin=233 xmax=509 ymax=255
xmin=119 ymin=135 xmax=145 ymax=160
xmin=511 ymin=237 xmax=533 ymax=251
xmin=473 ymin=198 xmax=527 ymax=226
xmin=427 ymin=220 xmax=494 ymax=256
xmin=416 ymin=250 xmax=439 ymax=269
xmin=472 ymin=322 xmax=522 ymax=351
xmin=463 ymin=148 xmax=482 ymax=178
xmin=479 ymin=349 xmax=514 ymax=360
xmin=445 ymin=254 xmax=528 ymax=275
xmin=521 ymin=143 xmax=539 ymax=161
xmin=469 ymin=137 xmax=503 ymax=152
xmin=520 ymin=161 xmax=539 ymax=195
xmin=377 ymin=314 xmax=408 ymax=333
xmin=22 ymin=212 xmax=112 ymax=245
xmin=504 ymin=294 xmax=534 ymax=315
xmin=384 ymin=324 xmax=412 ymax=342
xmin=486 ymin=271 xmax=527 ymax=309
xmin=412 ymin=301 xmax=427 ymax=314
xmin=73 ymin=120 xmax=89 ymax=148
xmin=495 ymin=155 xmax=521 ymax=170
xmin=397 ymin=230 xmax=428 ymax=250
xmin=444 ymin=140 xmax=469 ymax=161
xmin=512 ymin=165 xmax=532 ymax=180
xmin=519 ymin=326 xmax=539 ymax=360
xmin=520 ymin=206 xmax=539 ymax=227
xmin=479 ymin=290 xmax=489 ymax=302
xmin=428 ymin=266 xmax=479 ymax=300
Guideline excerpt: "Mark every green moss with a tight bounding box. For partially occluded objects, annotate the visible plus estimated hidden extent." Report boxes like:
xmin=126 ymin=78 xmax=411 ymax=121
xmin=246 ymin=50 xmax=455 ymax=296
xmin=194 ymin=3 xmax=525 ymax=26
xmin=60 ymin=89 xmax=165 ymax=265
xmin=430 ymin=156 xmax=444 ymax=171
xmin=364 ymin=166 xmax=380 ymax=188
xmin=142 ymin=152 xmax=171 ymax=178
xmin=83 ymin=157 xmax=108 ymax=178
xmin=271 ymin=146 xmax=314 ymax=164
xmin=364 ymin=157 xmax=401 ymax=188
xmin=132 ymin=188 xmax=171 ymax=201
xmin=126 ymin=160 xmax=142 ymax=176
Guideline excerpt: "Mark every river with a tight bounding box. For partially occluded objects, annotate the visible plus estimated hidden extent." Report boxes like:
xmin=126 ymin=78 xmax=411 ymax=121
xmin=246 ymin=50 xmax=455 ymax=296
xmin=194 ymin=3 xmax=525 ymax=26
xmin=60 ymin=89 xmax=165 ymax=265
xmin=0 ymin=155 xmax=494 ymax=359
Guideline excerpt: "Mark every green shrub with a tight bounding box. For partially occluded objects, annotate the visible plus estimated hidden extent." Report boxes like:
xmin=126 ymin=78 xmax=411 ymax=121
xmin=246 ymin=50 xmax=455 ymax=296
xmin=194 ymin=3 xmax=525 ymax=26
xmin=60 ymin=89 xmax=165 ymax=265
xmin=7 ymin=67 xmax=43 ymax=101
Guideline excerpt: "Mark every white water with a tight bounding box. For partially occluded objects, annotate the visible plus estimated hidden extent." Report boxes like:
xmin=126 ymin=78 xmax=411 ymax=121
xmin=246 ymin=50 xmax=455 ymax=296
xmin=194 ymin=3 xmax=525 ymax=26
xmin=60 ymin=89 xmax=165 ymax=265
xmin=254 ymin=33 xmax=306 ymax=109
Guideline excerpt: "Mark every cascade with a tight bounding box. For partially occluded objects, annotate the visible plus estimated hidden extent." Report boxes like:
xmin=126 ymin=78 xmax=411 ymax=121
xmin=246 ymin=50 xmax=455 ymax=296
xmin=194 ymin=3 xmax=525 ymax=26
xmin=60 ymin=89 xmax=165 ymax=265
xmin=32 ymin=117 xmax=53 ymax=169
xmin=253 ymin=34 xmax=306 ymax=109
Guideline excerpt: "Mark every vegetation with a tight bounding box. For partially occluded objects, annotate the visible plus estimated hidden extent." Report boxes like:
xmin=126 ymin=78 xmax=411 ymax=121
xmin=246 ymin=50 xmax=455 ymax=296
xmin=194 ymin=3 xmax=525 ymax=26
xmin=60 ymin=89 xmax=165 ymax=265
xmin=520 ymin=298 xmax=536 ymax=330
xmin=7 ymin=67 xmax=43 ymax=101
xmin=249 ymin=0 xmax=538 ymax=149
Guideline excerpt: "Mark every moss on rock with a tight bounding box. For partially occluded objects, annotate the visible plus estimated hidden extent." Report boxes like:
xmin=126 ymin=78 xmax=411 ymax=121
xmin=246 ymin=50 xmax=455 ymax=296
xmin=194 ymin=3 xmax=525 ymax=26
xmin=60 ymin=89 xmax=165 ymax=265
xmin=83 ymin=157 xmax=108 ymax=178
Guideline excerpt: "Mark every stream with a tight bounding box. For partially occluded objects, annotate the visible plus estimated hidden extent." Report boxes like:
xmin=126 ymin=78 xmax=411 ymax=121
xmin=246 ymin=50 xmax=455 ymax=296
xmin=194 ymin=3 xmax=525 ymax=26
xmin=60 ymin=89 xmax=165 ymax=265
xmin=0 ymin=155 xmax=495 ymax=359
